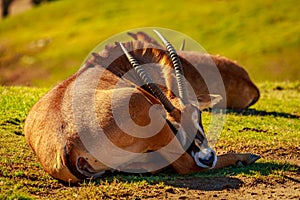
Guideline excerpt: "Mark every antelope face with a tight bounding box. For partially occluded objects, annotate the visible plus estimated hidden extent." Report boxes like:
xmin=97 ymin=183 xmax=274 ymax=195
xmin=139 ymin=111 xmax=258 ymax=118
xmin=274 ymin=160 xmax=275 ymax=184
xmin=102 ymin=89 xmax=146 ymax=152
xmin=179 ymin=104 xmax=217 ymax=169
xmin=120 ymin=29 xmax=218 ymax=170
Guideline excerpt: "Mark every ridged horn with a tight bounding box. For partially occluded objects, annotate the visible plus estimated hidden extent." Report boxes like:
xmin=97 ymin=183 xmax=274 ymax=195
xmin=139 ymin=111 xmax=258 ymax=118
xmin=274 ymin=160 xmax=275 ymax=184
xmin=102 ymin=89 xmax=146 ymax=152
xmin=119 ymin=43 xmax=175 ymax=113
xmin=153 ymin=29 xmax=189 ymax=105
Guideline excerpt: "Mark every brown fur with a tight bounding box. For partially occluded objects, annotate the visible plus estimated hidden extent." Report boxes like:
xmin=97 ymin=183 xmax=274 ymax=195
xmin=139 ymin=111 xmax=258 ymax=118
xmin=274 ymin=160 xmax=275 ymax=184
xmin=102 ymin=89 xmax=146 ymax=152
xmin=24 ymin=38 xmax=260 ymax=184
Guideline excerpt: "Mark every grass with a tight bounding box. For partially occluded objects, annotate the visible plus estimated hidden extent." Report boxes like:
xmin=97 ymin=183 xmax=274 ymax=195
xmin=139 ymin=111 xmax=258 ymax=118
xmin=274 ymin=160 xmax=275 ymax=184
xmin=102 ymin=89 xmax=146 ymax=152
xmin=0 ymin=0 xmax=300 ymax=86
xmin=0 ymin=0 xmax=299 ymax=198
xmin=0 ymin=81 xmax=299 ymax=199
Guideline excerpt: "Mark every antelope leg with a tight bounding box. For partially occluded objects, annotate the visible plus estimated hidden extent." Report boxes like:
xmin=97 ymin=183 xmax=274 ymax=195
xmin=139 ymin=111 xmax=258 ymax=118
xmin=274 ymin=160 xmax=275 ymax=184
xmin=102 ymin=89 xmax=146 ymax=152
xmin=214 ymin=153 xmax=261 ymax=169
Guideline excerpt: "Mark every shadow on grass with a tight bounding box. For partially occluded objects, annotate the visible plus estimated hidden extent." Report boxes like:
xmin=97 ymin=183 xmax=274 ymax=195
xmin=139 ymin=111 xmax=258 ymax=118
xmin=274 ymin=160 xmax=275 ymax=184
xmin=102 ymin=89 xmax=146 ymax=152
xmin=226 ymin=108 xmax=299 ymax=119
xmin=0 ymin=118 xmax=24 ymax=136
xmin=90 ymin=161 xmax=299 ymax=191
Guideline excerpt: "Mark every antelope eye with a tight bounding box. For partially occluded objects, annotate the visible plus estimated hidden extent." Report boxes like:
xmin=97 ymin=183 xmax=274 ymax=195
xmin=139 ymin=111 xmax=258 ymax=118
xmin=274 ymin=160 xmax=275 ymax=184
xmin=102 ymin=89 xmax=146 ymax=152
xmin=194 ymin=138 xmax=202 ymax=148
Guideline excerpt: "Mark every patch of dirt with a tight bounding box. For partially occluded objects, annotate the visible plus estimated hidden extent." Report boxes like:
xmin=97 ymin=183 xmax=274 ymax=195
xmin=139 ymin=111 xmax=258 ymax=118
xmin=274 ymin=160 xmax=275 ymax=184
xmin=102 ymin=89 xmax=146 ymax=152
xmin=171 ymin=177 xmax=243 ymax=191
xmin=164 ymin=178 xmax=300 ymax=199
xmin=261 ymin=146 xmax=300 ymax=165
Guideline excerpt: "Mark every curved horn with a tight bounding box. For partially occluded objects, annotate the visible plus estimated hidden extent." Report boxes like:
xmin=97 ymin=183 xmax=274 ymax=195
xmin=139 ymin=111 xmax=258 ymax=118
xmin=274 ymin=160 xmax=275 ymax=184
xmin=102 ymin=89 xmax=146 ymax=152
xmin=153 ymin=29 xmax=189 ymax=105
xmin=119 ymin=43 xmax=175 ymax=113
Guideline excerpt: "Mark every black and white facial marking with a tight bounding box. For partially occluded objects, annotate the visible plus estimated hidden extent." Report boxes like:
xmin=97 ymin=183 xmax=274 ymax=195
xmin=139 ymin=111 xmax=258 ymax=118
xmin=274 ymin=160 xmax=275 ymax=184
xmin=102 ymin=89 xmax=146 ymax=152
xmin=177 ymin=104 xmax=217 ymax=169
xmin=121 ymin=30 xmax=217 ymax=169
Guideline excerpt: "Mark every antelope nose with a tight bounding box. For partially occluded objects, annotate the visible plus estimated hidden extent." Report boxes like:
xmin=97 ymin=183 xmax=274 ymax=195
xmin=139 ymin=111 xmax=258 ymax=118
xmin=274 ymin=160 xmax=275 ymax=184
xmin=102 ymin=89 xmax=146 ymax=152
xmin=199 ymin=152 xmax=215 ymax=167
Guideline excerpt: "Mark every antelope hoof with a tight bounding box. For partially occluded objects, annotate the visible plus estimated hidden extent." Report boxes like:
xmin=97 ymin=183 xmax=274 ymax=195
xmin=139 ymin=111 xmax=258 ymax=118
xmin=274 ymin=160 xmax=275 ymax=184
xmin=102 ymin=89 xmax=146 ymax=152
xmin=236 ymin=153 xmax=261 ymax=167
xmin=247 ymin=154 xmax=261 ymax=164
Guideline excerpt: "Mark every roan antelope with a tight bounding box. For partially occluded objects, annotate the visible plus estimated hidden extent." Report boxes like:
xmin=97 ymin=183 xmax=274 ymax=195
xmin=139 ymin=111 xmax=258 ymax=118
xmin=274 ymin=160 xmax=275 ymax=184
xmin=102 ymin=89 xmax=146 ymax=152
xmin=24 ymin=30 xmax=260 ymax=183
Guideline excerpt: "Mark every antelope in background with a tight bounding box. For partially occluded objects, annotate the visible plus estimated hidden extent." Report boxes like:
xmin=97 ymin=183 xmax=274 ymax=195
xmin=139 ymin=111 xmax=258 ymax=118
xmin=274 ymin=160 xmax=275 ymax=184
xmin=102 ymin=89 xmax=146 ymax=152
xmin=24 ymin=30 xmax=260 ymax=183
xmin=127 ymin=31 xmax=260 ymax=109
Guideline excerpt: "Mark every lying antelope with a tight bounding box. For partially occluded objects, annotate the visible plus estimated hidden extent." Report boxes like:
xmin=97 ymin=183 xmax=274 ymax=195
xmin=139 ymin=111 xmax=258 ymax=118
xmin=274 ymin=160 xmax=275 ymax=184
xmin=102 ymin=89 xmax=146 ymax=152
xmin=24 ymin=30 xmax=260 ymax=183
xmin=127 ymin=31 xmax=260 ymax=109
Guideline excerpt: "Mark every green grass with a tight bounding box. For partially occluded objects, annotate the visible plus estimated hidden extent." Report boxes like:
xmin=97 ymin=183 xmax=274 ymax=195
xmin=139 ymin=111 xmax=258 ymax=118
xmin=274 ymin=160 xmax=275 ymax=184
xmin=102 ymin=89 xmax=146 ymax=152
xmin=0 ymin=82 xmax=299 ymax=199
xmin=0 ymin=0 xmax=300 ymax=86
xmin=1 ymin=1 xmax=299 ymax=198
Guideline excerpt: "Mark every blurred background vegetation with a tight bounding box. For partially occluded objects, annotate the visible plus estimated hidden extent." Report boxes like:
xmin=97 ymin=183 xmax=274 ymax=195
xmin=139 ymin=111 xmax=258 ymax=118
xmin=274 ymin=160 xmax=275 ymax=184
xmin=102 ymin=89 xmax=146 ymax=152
xmin=0 ymin=0 xmax=299 ymax=87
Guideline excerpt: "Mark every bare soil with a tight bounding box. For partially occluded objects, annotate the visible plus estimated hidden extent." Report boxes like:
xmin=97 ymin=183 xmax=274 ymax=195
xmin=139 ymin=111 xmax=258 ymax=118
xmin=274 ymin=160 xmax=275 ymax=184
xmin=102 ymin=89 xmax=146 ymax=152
xmin=165 ymin=176 xmax=299 ymax=200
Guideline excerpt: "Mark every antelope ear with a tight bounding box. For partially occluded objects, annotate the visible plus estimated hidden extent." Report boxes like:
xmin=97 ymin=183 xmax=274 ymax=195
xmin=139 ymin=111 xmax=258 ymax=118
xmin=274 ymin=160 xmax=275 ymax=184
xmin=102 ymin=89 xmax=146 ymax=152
xmin=197 ymin=94 xmax=223 ymax=110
